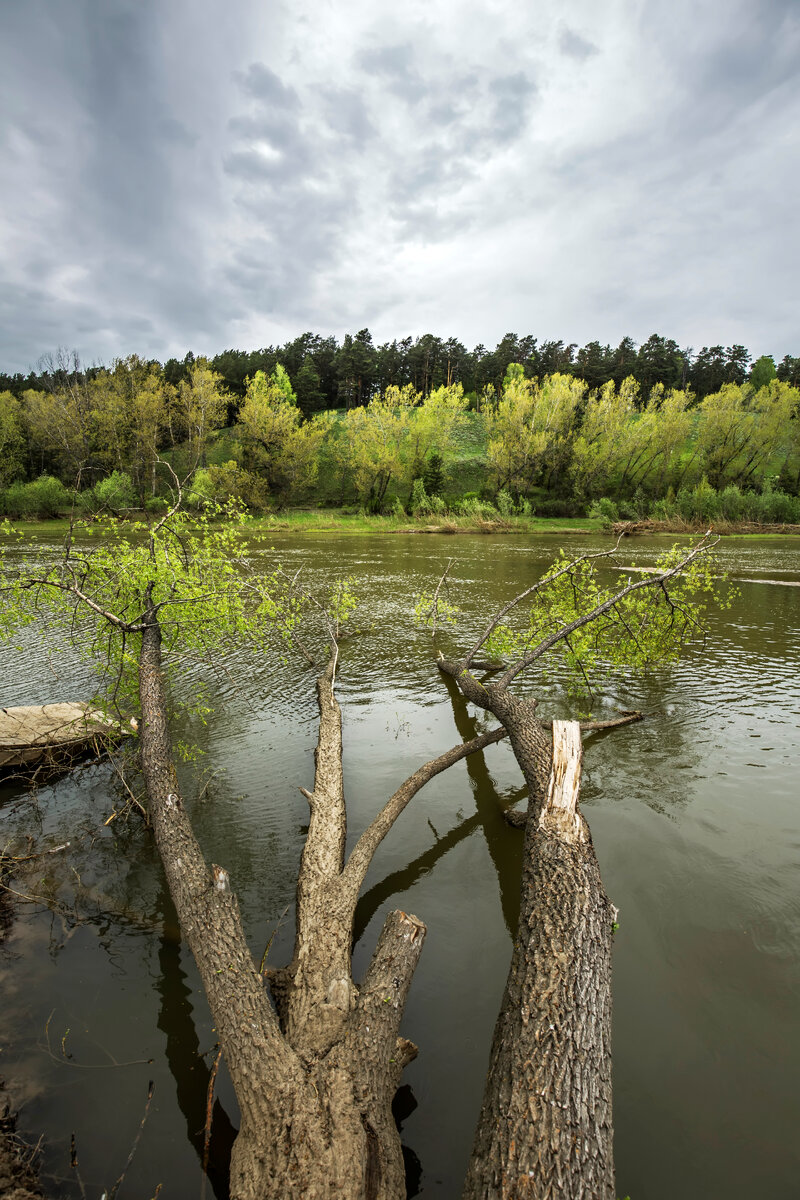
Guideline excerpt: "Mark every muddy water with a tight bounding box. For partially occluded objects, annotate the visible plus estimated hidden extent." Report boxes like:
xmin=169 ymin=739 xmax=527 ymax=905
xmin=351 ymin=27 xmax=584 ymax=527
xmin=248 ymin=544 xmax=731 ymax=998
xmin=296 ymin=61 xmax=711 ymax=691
xmin=1 ymin=532 xmax=798 ymax=1199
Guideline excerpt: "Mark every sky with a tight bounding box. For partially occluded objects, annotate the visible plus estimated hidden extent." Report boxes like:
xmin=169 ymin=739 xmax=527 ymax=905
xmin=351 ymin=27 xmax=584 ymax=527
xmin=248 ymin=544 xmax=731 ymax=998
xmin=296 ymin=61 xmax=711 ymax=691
xmin=1 ymin=0 xmax=798 ymax=373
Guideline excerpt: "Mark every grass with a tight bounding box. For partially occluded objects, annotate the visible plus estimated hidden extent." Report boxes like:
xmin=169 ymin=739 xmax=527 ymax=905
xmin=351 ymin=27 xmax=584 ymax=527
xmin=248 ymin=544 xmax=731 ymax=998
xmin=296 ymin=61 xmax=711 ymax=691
xmin=243 ymin=511 xmax=602 ymax=535
xmin=6 ymin=510 xmax=800 ymax=541
xmin=1 ymin=512 xmax=604 ymax=539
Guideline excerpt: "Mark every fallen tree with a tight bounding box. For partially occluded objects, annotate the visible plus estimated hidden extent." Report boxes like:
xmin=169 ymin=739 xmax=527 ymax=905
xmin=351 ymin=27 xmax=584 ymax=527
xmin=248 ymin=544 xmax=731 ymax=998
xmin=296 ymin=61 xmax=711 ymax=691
xmin=1 ymin=490 xmax=722 ymax=1198
xmin=430 ymin=532 xmax=718 ymax=1197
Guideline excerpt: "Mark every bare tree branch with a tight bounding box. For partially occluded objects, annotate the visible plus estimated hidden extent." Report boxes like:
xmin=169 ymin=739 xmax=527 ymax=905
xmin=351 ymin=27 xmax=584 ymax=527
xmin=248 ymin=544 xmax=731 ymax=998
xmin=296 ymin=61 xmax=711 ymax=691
xmin=341 ymin=725 xmax=508 ymax=897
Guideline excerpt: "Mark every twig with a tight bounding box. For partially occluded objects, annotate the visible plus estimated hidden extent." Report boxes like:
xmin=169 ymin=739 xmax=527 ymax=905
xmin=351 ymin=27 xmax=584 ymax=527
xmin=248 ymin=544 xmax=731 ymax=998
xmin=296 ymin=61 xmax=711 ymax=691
xmin=425 ymin=558 xmax=454 ymax=637
xmin=70 ymin=1133 xmax=88 ymax=1200
xmin=259 ymin=905 xmax=290 ymax=975
xmin=107 ymin=1079 xmax=155 ymax=1200
xmin=1 ymin=841 xmax=70 ymax=863
xmin=201 ymin=1045 xmax=224 ymax=1198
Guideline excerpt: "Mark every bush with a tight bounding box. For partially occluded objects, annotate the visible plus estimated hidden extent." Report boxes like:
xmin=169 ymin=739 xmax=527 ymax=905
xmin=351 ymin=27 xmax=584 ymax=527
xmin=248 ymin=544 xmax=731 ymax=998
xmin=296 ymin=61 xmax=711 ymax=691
xmin=587 ymin=497 xmax=619 ymax=528
xmin=2 ymin=475 xmax=70 ymax=518
xmin=93 ymin=470 xmax=136 ymax=512
xmin=496 ymin=489 xmax=515 ymax=518
xmin=409 ymin=478 xmax=430 ymax=516
xmin=187 ymin=461 xmax=269 ymax=511
xmin=691 ymin=476 xmax=719 ymax=523
xmin=718 ymin=485 xmax=745 ymax=522
xmin=457 ymin=496 xmax=496 ymax=518
xmin=752 ymin=488 xmax=800 ymax=524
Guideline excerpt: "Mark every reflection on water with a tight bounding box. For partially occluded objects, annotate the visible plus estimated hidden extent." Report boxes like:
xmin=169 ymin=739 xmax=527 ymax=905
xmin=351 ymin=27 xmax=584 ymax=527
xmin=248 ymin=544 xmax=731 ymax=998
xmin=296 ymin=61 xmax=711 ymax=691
xmin=1 ymin=532 xmax=799 ymax=1198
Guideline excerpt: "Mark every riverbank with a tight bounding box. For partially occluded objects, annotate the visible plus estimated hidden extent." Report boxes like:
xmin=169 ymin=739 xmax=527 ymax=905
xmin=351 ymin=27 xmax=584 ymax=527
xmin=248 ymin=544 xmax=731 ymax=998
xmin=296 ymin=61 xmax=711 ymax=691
xmin=6 ymin=510 xmax=800 ymax=540
xmin=611 ymin=517 xmax=800 ymax=537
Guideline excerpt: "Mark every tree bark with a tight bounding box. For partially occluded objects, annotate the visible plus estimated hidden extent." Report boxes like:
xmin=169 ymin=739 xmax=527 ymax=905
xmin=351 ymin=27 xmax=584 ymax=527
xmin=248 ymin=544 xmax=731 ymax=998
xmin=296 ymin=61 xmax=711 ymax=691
xmin=462 ymin=721 xmax=615 ymax=1200
xmin=138 ymin=613 xmax=506 ymax=1199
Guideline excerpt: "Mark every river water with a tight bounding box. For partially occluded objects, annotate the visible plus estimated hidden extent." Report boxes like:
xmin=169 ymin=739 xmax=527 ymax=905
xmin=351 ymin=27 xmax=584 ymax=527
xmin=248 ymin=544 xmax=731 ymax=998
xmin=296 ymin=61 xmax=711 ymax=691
xmin=1 ymin=531 xmax=798 ymax=1199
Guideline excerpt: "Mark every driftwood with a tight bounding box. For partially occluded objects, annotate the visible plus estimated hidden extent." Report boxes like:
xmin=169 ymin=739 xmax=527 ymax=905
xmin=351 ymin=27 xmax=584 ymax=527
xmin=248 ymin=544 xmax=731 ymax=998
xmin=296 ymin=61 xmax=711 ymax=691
xmin=0 ymin=703 xmax=136 ymax=768
xmin=463 ymin=721 xmax=614 ymax=1199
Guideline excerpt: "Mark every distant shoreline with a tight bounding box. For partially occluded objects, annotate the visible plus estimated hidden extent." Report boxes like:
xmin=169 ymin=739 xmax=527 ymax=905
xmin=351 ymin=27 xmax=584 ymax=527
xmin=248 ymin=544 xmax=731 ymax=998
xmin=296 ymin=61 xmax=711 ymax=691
xmin=4 ymin=511 xmax=800 ymax=540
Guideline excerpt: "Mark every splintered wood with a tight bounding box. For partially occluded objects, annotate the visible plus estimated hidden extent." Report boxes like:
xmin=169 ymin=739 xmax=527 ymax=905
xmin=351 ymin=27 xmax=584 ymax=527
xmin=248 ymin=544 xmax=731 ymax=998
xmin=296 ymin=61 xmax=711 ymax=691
xmin=540 ymin=719 xmax=586 ymax=843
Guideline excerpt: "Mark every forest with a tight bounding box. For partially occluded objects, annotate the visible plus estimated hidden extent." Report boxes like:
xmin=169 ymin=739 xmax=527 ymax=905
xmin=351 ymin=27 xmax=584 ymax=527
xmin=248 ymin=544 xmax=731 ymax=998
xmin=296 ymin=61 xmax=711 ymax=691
xmin=1 ymin=334 xmax=799 ymax=528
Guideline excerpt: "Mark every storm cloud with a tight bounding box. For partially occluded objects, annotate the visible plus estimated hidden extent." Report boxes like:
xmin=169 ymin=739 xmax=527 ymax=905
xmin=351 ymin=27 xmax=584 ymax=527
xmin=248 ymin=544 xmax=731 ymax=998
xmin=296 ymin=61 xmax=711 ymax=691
xmin=0 ymin=0 xmax=797 ymax=370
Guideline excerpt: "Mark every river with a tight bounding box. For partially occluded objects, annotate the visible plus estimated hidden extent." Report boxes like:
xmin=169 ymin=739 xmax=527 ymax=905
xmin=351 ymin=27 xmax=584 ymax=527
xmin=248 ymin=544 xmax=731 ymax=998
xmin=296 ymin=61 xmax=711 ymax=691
xmin=1 ymin=531 xmax=798 ymax=1199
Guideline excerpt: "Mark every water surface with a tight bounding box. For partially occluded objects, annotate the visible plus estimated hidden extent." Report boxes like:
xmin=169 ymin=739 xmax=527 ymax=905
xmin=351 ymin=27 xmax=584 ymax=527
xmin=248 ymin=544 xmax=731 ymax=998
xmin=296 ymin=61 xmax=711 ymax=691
xmin=1 ymin=532 xmax=798 ymax=1198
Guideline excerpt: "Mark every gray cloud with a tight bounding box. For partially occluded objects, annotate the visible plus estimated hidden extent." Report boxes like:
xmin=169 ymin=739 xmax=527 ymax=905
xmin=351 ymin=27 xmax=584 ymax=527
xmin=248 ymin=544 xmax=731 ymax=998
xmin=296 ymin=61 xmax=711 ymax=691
xmin=0 ymin=0 xmax=797 ymax=370
xmin=488 ymin=71 xmax=538 ymax=142
xmin=236 ymin=62 xmax=300 ymax=109
xmin=318 ymin=87 xmax=377 ymax=142
xmin=559 ymin=27 xmax=598 ymax=60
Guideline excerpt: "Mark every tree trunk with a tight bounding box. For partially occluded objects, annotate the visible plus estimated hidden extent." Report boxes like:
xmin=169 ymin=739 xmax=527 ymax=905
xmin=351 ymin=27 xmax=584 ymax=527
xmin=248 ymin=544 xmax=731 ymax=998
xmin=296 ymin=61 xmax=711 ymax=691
xmin=138 ymin=612 xmax=506 ymax=1198
xmin=138 ymin=611 xmax=425 ymax=1198
xmin=463 ymin=721 xmax=615 ymax=1200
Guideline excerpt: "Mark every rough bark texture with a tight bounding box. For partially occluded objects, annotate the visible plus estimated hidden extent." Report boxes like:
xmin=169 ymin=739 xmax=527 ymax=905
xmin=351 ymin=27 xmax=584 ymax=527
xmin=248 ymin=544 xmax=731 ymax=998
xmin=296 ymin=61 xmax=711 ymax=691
xmin=462 ymin=722 xmax=615 ymax=1200
xmin=138 ymin=614 xmax=506 ymax=1199
xmin=437 ymin=660 xmax=553 ymax=815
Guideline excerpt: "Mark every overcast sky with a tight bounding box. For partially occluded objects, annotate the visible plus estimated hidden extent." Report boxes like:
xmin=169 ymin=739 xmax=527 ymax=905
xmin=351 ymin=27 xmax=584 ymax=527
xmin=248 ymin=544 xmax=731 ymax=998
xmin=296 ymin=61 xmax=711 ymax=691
xmin=1 ymin=0 xmax=798 ymax=373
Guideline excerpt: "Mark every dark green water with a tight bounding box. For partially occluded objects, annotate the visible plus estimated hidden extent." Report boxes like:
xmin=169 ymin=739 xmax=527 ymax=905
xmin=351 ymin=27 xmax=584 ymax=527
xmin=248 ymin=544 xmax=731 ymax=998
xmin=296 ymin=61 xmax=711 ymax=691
xmin=1 ymin=533 xmax=798 ymax=1199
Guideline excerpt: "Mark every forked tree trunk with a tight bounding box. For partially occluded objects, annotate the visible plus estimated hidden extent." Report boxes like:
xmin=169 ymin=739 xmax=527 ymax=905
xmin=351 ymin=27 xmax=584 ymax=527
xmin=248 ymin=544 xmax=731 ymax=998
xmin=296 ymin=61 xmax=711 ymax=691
xmin=463 ymin=721 xmax=615 ymax=1200
xmin=137 ymin=609 xmax=506 ymax=1199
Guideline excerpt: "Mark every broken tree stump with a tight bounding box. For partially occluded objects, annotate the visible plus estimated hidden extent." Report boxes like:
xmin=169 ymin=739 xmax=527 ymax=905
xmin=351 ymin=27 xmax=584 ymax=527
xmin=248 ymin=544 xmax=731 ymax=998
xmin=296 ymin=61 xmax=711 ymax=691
xmin=463 ymin=720 xmax=616 ymax=1200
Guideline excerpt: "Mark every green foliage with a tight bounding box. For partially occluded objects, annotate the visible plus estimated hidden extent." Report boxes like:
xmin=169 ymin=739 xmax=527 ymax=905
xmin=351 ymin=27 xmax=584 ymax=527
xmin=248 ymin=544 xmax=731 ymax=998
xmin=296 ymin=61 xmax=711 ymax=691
xmin=188 ymin=461 xmax=269 ymax=511
xmin=487 ymin=370 xmax=585 ymax=494
xmin=496 ymin=489 xmax=515 ymax=518
xmin=326 ymin=577 xmax=358 ymax=639
xmin=7 ymin=347 xmax=800 ymax=523
xmin=749 ymin=355 xmax=777 ymax=391
xmin=587 ymin=497 xmax=620 ymax=528
xmin=238 ymin=370 xmax=324 ymax=502
xmin=2 ymin=475 xmax=70 ymax=518
xmin=410 ymin=478 xmax=429 ymax=516
xmin=93 ymin=470 xmax=136 ymax=512
xmin=0 ymin=502 xmax=295 ymax=718
xmin=422 ymin=451 xmax=445 ymax=497
xmin=483 ymin=541 xmax=729 ymax=696
xmin=413 ymin=590 xmax=460 ymax=630
xmin=457 ymin=496 xmax=497 ymax=518
xmin=0 ymin=391 xmax=25 ymax=486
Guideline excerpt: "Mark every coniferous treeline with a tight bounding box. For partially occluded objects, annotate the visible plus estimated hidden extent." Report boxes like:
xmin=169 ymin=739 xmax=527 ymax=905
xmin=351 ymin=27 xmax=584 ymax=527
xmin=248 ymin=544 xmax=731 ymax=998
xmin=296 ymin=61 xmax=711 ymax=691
xmin=2 ymin=330 xmax=799 ymax=410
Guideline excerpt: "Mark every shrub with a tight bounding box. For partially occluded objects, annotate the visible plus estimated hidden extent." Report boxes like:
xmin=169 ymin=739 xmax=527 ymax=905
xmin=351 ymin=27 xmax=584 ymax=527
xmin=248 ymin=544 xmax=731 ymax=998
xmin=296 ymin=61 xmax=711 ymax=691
xmin=94 ymin=470 xmax=136 ymax=512
xmin=410 ymin=478 xmax=430 ymax=516
xmin=587 ymin=497 xmax=619 ymax=528
xmin=496 ymin=489 xmax=515 ymax=518
xmin=691 ymin=476 xmax=719 ymax=523
xmin=718 ymin=485 xmax=745 ymax=522
xmin=2 ymin=475 xmax=70 ymax=518
xmin=753 ymin=488 xmax=800 ymax=524
xmin=458 ymin=496 xmax=496 ymax=518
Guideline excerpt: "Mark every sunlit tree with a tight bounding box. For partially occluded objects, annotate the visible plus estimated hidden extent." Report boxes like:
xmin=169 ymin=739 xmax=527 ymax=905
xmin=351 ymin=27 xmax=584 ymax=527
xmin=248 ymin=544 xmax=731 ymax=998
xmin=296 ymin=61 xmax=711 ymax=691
xmin=487 ymin=369 xmax=585 ymax=494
